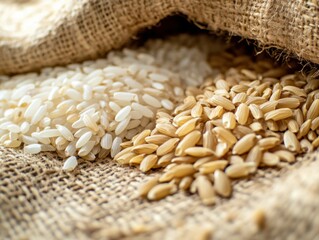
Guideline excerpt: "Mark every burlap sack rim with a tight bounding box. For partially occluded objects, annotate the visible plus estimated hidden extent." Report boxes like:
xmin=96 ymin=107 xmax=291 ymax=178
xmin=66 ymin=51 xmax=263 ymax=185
xmin=1 ymin=0 xmax=319 ymax=75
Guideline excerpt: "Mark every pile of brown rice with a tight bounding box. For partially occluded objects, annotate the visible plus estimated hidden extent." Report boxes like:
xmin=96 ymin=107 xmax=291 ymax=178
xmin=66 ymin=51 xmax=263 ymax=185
xmin=115 ymin=42 xmax=319 ymax=205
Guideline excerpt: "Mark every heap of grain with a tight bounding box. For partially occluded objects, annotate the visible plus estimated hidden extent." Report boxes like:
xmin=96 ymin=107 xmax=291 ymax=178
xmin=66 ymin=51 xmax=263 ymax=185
xmin=115 ymin=47 xmax=319 ymax=205
xmin=1 ymin=34 xmax=319 ymax=205
xmin=0 ymin=35 xmax=215 ymax=170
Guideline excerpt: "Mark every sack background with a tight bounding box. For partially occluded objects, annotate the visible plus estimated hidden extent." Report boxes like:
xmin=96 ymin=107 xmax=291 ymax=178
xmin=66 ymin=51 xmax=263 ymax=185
xmin=1 ymin=0 xmax=319 ymax=239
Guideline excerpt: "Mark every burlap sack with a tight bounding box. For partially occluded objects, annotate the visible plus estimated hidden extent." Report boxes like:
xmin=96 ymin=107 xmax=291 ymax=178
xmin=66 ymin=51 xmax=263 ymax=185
xmin=1 ymin=0 xmax=319 ymax=75
xmin=1 ymin=1 xmax=319 ymax=239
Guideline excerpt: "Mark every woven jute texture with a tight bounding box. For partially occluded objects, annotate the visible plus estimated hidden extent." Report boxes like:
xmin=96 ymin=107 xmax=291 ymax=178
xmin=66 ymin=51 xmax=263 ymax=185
xmin=1 ymin=1 xmax=319 ymax=239
xmin=1 ymin=0 xmax=319 ymax=75
xmin=1 ymin=147 xmax=319 ymax=240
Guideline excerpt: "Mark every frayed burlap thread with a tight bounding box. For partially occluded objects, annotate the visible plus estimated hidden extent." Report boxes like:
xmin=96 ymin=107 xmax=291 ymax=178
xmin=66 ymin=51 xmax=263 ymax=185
xmin=1 ymin=0 xmax=319 ymax=75
xmin=1 ymin=146 xmax=319 ymax=240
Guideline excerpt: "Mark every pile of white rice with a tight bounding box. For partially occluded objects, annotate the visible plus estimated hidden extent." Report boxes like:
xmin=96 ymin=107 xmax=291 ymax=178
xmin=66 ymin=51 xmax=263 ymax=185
xmin=0 ymin=35 xmax=217 ymax=170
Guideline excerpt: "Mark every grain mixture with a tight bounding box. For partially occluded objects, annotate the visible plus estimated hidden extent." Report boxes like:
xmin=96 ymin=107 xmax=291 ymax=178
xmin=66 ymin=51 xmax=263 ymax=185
xmin=0 ymin=35 xmax=215 ymax=170
xmin=1 ymin=35 xmax=319 ymax=205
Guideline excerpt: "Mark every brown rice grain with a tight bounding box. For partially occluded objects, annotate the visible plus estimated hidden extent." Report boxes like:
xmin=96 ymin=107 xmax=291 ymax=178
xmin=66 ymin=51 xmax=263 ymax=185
xmin=140 ymin=154 xmax=158 ymax=172
xmin=214 ymin=170 xmax=232 ymax=197
xmin=249 ymin=104 xmax=264 ymax=120
xmin=258 ymin=137 xmax=281 ymax=150
xmin=171 ymin=156 xmax=197 ymax=164
xmin=250 ymin=122 xmax=264 ymax=132
xmin=225 ymin=164 xmax=250 ymax=178
xmin=273 ymin=150 xmax=295 ymax=163
xmin=191 ymin=102 xmax=203 ymax=118
xmin=264 ymin=108 xmax=293 ymax=121
xmin=246 ymin=96 xmax=267 ymax=105
xmin=246 ymin=145 xmax=262 ymax=166
xmin=312 ymin=136 xmax=319 ymax=147
xmin=307 ymin=99 xmax=319 ymax=120
xmin=287 ymin=119 xmax=300 ymax=133
xmin=129 ymin=154 xmax=145 ymax=165
xmin=294 ymin=109 xmax=304 ymax=126
xmin=277 ymin=98 xmax=300 ymax=109
xmin=260 ymin=101 xmax=278 ymax=113
xmin=308 ymin=131 xmax=317 ymax=141
xmin=282 ymin=86 xmax=307 ymax=97
xmin=232 ymin=133 xmax=256 ymax=155
xmin=156 ymin=138 xmax=180 ymax=156
xmin=266 ymin=120 xmax=279 ymax=131
xmin=262 ymin=152 xmax=279 ymax=166
xmin=311 ymin=116 xmax=319 ymax=130
xmin=215 ymin=142 xmax=230 ymax=158
xmin=147 ymin=183 xmax=175 ymax=201
xmin=235 ymin=103 xmax=249 ymax=125
xmin=156 ymin=123 xmax=177 ymax=137
xmin=213 ymin=127 xmax=237 ymax=146
xmin=269 ymin=89 xmax=282 ymax=101
xmin=176 ymin=118 xmax=198 ymax=137
xmin=209 ymin=106 xmax=224 ymax=119
xmin=175 ymin=130 xmax=201 ymax=156
xmin=193 ymin=156 xmax=217 ymax=169
xmin=232 ymin=92 xmax=247 ymax=105
xmin=157 ymin=152 xmax=175 ymax=166
xmin=133 ymin=144 xmax=158 ymax=155
xmin=197 ymin=175 xmax=216 ymax=205
xmin=297 ymin=119 xmax=312 ymax=139
xmin=184 ymin=147 xmax=215 ymax=158
xmin=203 ymin=122 xmax=217 ymax=150
xmin=209 ymin=95 xmax=235 ymax=111
xmin=116 ymin=152 xmax=136 ymax=165
xmin=159 ymin=171 xmax=174 ymax=182
xmin=199 ymin=160 xmax=228 ymax=174
xmin=179 ymin=176 xmax=193 ymax=190
xmin=300 ymin=139 xmax=314 ymax=153
xmin=222 ymin=112 xmax=236 ymax=129
xmin=173 ymin=115 xmax=193 ymax=127
xmin=145 ymin=134 xmax=171 ymax=145
xmin=114 ymin=146 xmax=134 ymax=161
xmin=139 ymin=176 xmax=159 ymax=197
xmin=283 ymin=130 xmax=301 ymax=152
xmin=229 ymin=155 xmax=245 ymax=165
xmin=133 ymin=129 xmax=152 ymax=146
xmin=169 ymin=164 xmax=196 ymax=178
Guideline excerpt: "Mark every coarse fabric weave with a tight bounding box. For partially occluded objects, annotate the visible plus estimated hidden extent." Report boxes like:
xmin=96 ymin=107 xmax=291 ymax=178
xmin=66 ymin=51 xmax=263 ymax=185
xmin=1 ymin=0 xmax=319 ymax=239
xmin=1 ymin=147 xmax=319 ymax=239
xmin=1 ymin=0 xmax=319 ymax=75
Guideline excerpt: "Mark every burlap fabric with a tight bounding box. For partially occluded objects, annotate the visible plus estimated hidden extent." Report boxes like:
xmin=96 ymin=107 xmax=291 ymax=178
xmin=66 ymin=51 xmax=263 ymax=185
xmin=1 ymin=0 xmax=319 ymax=75
xmin=1 ymin=0 xmax=319 ymax=239
xmin=1 ymin=147 xmax=319 ymax=239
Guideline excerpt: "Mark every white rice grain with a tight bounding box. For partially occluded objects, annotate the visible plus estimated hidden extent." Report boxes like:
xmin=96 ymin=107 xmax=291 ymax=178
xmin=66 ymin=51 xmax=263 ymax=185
xmin=24 ymin=144 xmax=42 ymax=154
xmin=56 ymin=125 xmax=74 ymax=141
xmin=113 ymin=92 xmax=137 ymax=102
xmin=76 ymin=131 xmax=92 ymax=148
xmin=115 ymin=106 xmax=132 ymax=122
xmin=111 ymin=136 xmax=122 ymax=158
xmin=38 ymin=129 xmax=61 ymax=138
xmin=115 ymin=117 xmax=131 ymax=135
xmin=62 ymin=156 xmax=78 ymax=171
xmin=142 ymin=94 xmax=162 ymax=108
xmin=24 ymin=98 xmax=42 ymax=119
xmin=101 ymin=133 xmax=112 ymax=149
xmin=31 ymin=105 xmax=47 ymax=125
